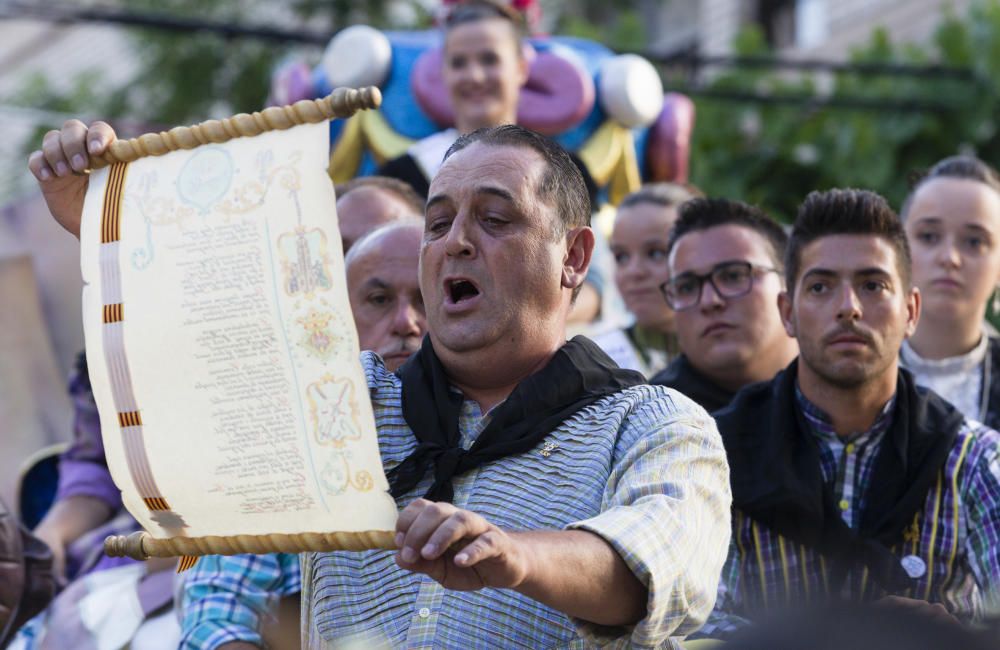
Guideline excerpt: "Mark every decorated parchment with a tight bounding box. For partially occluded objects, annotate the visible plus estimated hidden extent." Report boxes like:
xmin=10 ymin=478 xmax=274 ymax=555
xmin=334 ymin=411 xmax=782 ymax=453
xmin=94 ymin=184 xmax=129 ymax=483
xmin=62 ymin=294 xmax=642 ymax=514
xmin=79 ymin=122 xmax=398 ymax=540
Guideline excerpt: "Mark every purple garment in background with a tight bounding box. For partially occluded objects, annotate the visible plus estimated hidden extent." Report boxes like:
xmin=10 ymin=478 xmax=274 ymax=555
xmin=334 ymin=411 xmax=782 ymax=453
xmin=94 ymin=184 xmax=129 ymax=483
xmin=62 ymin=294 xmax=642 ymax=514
xmin=56 ymin=354 xmax=138 ymax=577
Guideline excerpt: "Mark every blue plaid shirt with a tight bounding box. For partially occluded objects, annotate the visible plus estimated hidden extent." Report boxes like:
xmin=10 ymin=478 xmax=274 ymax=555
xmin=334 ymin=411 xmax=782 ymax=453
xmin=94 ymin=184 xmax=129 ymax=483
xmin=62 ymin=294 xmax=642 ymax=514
xmin=181 ymin=352 xmax=733 ymax=649
xmin=699 ymin=386 xmax=1000 ymax=638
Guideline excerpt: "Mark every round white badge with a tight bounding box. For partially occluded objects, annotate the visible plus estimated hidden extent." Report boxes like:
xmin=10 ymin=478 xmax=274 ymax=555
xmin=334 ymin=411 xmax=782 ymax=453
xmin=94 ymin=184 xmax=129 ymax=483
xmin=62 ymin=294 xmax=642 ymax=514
xmin=900 ymin=555 xmax=927 ymax=579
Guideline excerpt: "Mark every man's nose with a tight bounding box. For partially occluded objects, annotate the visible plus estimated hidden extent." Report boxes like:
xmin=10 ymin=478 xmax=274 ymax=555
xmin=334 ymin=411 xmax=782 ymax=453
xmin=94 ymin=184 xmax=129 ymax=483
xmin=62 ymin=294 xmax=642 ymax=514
xmin=835 ymin=286 xmax=862 ymax=321
xmin=698 ymin=279 xmax=725 ymax=312
xmin=444 ymin=213 xmax=476 ymax=258
xmin=392 ymin=299 xmax=425 ymax=337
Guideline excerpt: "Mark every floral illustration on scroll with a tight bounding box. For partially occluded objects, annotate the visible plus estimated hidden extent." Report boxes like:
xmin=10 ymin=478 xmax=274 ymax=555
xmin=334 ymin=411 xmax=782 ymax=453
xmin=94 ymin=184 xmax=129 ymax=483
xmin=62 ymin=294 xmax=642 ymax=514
xmin=216 ymin=150 xmax=303 ymax=216
xmin=128 ymin=148 xmax=301 ymax=271
xmin=128 ymin=170 xmax=197 ymax=270
xmin=306 ymin=376 xmax=362 ymax=447
xmin=305 ymin=376 xmax=373 ymax=495
xmin=279 ymin=227 xmax=333 ymax=297
xmin=296 ymin=307 xmax=346 ymax=361
xmin=177 ymin=146 xmax=235 ymax=214
xmin=320 ymin=454 xmax=375 ymax=496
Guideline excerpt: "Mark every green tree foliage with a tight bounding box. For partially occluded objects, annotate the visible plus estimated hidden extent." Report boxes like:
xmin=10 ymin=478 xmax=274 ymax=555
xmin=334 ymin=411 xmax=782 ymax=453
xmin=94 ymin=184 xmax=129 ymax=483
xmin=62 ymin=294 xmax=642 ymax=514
xmin=684 ymin=0 xmax=1000 ymax=221
xmin=10 ymin=0 xmax=428 ymax=129
xmin=13 ymin=0 xmax=1000 ymax=219
xmin=559 ymin=1 xmax=645 ymax=52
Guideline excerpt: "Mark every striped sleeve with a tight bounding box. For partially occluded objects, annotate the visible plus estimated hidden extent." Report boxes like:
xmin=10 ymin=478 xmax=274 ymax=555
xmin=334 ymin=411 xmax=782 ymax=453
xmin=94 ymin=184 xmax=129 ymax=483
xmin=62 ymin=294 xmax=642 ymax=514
xmin=690 ymin=527 xmax=752 ymax=640
xmin=180 ymin=552 xmax=302 ymax=650
xmin=567 ymin=387 xmax=732 ymax=647
xmin=961 ymin=424 xmax=1000 ymax=615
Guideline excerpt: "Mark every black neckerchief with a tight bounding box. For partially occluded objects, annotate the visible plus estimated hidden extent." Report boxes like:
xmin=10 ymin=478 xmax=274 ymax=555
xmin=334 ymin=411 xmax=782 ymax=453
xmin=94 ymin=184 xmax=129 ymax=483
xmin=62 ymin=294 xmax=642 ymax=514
xmin=650 ymin=354 xmax=736 ymax=413
xmin=714 ymin=360 xmax=963 ymax=593
xmin=389 ymin=335 xmax=645 ymax=502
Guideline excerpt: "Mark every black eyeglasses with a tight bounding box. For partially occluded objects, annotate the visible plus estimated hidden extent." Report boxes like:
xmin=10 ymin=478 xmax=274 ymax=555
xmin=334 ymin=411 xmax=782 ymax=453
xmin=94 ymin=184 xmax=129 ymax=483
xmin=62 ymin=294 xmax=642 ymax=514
xmin=660 ymin=261 xmax=778 ymax=311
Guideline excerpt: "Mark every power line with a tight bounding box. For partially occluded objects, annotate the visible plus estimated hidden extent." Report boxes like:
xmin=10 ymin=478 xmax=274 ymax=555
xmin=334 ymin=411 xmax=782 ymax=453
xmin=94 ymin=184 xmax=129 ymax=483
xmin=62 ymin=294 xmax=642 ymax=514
xmin=2 ymin=2 xmax=981 ymax=114
xmin=669 ymin=86 xmax=959 ymax=113
xmin=647 ymin=52 xmax=978 ymax=81
xmin=1 ymin=1 xmax=333 ymax=44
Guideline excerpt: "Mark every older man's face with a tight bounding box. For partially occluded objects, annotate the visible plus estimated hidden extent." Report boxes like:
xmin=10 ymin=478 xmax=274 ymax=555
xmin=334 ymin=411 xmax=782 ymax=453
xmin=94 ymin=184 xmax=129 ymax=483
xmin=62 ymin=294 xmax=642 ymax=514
xmin=338 ymin=187 xmax=416 ymax=253
xmin=421 ymin=143 xmax=566 ymax=356
xmin=347 ymin=225 xmax=426 ymax=370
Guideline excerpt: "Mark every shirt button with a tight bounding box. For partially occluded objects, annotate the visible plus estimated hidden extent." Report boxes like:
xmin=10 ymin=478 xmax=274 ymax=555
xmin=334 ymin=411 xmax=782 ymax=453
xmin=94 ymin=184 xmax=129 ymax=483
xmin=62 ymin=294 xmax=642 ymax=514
xmin=839 ymin=499 xmax=850 ymax=511
xmin=418 ymin=607 xmax=431 ymax=619
xmin=846 ymin=443 xmax=856 ymax=454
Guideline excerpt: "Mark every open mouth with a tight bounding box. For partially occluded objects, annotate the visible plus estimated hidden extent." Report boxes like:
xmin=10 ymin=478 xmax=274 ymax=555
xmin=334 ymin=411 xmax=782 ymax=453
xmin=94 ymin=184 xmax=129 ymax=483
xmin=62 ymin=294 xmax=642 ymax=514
xmin=447 ymin=278 xmax=481 ymax=304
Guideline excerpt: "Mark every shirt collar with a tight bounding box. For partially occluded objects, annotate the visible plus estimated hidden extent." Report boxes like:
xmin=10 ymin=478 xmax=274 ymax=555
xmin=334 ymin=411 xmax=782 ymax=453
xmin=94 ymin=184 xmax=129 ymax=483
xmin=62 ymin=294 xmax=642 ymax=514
xmin=795 ymin=382 xmax=895 ymax=446
xmin=900 ymin=334 xmax=989 ymax=376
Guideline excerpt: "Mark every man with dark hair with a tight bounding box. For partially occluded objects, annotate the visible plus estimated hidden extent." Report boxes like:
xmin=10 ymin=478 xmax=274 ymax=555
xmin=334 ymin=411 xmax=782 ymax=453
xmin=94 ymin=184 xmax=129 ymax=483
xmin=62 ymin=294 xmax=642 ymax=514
xmin=32 ymin=121 xmax=731 ymax=649
xmin=333 ymin=175 xmax=425 ymax=252
xmin=651 ymin=198 xmax=797 ymax=411
xmin=698 ymin=188 xmax=1000 ymax=638
xmin=442 ymin=124 xmax=592 ymax=232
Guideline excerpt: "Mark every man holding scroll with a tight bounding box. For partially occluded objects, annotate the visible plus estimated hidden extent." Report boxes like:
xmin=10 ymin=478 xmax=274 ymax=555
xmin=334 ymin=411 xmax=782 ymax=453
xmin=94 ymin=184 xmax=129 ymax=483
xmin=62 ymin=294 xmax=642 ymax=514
xmin=31 ymin=122 xmax=731 ymax=648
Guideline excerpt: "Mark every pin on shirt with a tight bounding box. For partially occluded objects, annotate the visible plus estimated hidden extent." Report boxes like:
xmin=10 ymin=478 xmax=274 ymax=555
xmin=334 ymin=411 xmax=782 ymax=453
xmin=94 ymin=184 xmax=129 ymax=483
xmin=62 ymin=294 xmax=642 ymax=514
xmin=539 ymin=441 xmax=559 ymax=458
xmin=901 ymin=554 xmax=927 ymax=579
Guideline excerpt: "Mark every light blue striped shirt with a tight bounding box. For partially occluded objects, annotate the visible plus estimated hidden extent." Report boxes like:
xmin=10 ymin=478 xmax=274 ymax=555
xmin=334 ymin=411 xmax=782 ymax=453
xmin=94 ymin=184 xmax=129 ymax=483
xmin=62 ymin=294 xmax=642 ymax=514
xmin=182 ymin=351 xmax=732 ymax=649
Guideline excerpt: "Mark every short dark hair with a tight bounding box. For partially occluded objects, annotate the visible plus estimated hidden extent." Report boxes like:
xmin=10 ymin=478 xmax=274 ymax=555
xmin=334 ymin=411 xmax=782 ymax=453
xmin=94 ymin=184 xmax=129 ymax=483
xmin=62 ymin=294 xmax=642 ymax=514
xmin=901 ymin=155 xmax=1000 ymax=218
xmin=443 ymin=124 xmax=591 ymax=234
xmin=786 ymin=188 xmax=911 ymax=292
xmin=667 ymin=198 xmax=788 ymax=271
xmin=619 ymin=182 xmax=703 ymax=211
xmin=335 ymin=175 xmax=425 ymax=216
xmin=444 ymin=0 xmax=526 ymax=40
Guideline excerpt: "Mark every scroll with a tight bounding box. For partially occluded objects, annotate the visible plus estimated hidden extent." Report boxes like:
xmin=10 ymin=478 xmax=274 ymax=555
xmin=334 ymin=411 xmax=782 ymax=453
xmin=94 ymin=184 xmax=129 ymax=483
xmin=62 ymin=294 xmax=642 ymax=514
xmin=79 ymin=89 xmax=399 ymax=563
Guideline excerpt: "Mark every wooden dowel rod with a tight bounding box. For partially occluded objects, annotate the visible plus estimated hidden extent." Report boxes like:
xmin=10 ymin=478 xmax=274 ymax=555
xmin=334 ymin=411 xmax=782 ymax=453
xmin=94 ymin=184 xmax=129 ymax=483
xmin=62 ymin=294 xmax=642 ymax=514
xmin=90 ymin=86 xmax=382 ymax=169
xmin=105 ymin=529 xmax=396 ymax=560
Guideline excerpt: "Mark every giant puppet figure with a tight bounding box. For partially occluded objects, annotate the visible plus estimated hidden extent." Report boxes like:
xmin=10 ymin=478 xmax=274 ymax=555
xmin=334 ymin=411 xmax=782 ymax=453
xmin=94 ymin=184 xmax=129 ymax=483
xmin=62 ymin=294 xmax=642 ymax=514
xmin=268 ymin=0 xmax=694 ymax=208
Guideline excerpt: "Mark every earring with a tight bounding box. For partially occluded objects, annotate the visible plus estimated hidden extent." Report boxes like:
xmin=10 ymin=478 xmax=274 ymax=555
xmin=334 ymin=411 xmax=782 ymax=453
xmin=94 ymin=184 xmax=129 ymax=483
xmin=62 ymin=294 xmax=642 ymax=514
xmin=993 ymin=287 xmax=1000 ymax=315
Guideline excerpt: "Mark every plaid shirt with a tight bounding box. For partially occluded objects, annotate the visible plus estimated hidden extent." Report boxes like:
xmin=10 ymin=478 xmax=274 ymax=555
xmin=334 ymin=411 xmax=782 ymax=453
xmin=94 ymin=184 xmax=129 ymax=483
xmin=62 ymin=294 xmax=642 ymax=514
xmin=798 ymin=386 xmax=895 ymax=531
xmin=698 ymin=386 xmax=1000 ymax=638
xmin=181 ymin=351 xmax=732 ymax=649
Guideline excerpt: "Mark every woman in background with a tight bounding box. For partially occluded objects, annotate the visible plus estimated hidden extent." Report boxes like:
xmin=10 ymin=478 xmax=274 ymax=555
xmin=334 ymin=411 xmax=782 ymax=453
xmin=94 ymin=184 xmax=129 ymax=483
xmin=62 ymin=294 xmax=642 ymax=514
xmin=593 ymin=183 xmax=700 ymax=376
xmin=379 ymin=0 xmax=529 ymax=196
xmin=901 ymin=155 xmax=1000 ymax=427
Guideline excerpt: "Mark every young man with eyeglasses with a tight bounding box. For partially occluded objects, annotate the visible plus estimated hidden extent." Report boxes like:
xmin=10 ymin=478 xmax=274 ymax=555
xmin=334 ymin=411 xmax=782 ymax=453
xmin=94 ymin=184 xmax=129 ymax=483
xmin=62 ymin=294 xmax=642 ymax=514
xmin=650 ymin=198 xmax=798 ymax=412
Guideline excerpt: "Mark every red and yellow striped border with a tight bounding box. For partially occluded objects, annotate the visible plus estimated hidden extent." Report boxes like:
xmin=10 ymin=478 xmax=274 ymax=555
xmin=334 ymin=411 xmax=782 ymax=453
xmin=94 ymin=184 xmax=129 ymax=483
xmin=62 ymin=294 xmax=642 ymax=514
xmin=118 ymin=410 xmax=143 ymax=427
xmin=103 ymin=303 xmax=124 ymax=323
xmin=143 ymin=497 xmax=170 ymax=511
xmin=101 ymin=162 xmax=129 ymax=244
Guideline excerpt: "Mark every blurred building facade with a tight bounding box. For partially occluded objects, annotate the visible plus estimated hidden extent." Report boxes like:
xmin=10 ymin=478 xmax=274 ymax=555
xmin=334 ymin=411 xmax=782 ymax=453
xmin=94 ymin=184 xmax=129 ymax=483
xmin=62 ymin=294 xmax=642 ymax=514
xmin=0 ymin=17 xmax=138 ymax=502
xmin=644 ymin=0 xmax=975 ymax=59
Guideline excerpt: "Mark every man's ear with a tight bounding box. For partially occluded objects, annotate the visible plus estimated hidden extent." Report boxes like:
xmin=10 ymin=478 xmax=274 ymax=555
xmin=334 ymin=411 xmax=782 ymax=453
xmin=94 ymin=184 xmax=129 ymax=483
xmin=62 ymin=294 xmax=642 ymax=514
xmin=778 ymin=290 xmax=796 ymax=338
xmin=904 ymin=286 xmax=921 ymax=338
xmin=562 ymin=227 xmax=595 ymax=291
